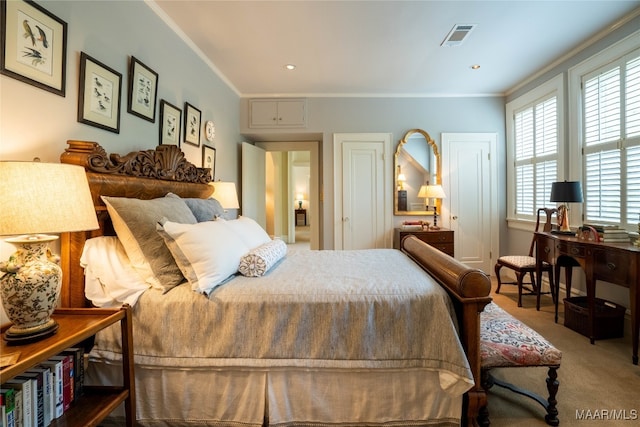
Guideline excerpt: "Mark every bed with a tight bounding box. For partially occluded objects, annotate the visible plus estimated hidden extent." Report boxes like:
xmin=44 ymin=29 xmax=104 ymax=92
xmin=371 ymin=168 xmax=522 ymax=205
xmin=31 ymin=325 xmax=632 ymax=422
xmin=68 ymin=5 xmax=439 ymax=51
xmin=58 ymin=140 xmax=491 ymax=427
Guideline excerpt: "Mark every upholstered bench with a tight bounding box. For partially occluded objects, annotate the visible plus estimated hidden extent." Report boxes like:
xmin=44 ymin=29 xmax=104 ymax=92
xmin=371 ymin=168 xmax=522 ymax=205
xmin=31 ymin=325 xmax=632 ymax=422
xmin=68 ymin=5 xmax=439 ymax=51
xmin=478 ymin=302 xmax=562 ymax=426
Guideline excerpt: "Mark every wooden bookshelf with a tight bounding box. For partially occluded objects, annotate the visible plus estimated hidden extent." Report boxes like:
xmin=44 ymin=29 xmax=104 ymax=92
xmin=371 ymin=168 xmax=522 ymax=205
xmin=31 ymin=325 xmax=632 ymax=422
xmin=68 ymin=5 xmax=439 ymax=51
xmin=1 ymin=306 xmax=135 ymax=426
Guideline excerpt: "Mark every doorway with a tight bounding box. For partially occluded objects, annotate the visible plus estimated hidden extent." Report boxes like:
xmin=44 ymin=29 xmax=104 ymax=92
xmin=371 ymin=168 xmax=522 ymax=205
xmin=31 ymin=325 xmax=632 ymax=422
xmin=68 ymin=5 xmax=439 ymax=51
xmin=247 ymin=141 xmax=320 ymax=250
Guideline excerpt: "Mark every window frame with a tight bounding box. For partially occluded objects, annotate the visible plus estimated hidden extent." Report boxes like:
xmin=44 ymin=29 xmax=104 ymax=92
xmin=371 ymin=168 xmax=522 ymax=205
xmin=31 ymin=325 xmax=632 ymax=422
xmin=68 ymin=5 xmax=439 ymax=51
xmin=569 ymin=31 xmax=640 ymax=230
xmin=506 ymin=74 xmax=565 ymax=230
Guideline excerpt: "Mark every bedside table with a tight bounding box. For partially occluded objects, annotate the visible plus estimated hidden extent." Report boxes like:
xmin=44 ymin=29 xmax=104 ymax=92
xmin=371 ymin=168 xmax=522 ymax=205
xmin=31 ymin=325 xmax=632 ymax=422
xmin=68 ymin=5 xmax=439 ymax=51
xmin=1 ymin=306 xmax=135 ymax=426
xmin=393 ymin=227 xmax=454 ymax=257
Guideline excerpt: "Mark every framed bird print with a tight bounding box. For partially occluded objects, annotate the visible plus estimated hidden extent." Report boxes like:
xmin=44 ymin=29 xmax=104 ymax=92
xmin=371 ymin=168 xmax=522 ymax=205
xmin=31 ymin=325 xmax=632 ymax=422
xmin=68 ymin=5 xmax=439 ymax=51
xmin=183 ymin=102 xmax=201 ymax=147
xmin=78 ymin=52 xmax=122 ymax=133
xmin=159 ymin=99 xmax=182 ymax=146
xmin=202 ymin=145 xmax=216 ymax=180
xmin=127 ymin=56 xmax=158 ymax=122
xmin=0 ymin=0 xmax=67 ymax=96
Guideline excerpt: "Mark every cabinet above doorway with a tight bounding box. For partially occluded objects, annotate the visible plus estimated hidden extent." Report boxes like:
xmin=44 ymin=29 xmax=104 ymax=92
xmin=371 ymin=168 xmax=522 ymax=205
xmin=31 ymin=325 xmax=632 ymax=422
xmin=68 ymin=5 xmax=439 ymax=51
xmin=249 ymin=98 xmax=307 ymax=128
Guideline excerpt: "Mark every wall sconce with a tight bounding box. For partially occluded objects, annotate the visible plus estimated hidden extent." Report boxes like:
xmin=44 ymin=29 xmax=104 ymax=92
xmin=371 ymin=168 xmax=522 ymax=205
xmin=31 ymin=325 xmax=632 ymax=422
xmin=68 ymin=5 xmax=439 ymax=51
xmin=550 ymin=180 xmax=583 ymax=234
xmin=0 ymin=161 xmax=99 ymax=344
xmin=417 ymin=184 xmax=447 ymax=229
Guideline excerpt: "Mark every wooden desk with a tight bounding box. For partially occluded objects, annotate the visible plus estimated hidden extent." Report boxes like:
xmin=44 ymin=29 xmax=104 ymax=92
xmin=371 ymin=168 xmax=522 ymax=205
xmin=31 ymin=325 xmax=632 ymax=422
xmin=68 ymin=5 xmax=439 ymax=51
xmin=535 ymin=231 xmax=640 ymax=365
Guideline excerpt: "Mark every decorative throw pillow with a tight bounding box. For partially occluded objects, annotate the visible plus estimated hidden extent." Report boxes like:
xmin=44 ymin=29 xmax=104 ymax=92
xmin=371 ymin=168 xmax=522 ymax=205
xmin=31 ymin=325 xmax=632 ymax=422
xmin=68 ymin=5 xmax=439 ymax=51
xmin=165 ymin=192 xmax=224 ymax=222
xmin=157 ymin=219 xmax=250 ymax=294
xmin=102 ymin=195 xmax=197 ymax=292
xmin=238 ymin=239 xmax=287 ymax=277
xmin=220 ymin=216 xmax=272 ymax=249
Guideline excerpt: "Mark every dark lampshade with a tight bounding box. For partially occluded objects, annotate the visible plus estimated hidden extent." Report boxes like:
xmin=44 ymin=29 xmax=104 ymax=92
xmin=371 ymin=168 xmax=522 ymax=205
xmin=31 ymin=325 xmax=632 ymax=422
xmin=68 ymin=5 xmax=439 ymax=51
xmin=550 ymin=181 xmax=583 ymax=203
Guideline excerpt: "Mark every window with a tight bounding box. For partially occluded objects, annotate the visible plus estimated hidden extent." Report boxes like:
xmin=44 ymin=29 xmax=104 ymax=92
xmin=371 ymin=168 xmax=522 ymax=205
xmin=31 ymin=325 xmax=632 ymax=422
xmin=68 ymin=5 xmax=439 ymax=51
xmin=581 ymin=49 xmax=640 ymax=227
xmin=507 ymin=75 xmax=563 ymax=222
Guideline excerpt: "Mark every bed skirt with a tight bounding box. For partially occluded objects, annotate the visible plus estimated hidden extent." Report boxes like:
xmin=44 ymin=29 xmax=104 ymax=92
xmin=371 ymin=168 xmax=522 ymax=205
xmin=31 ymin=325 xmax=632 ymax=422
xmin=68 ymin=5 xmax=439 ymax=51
xmin=86 ymin=361 xmax=463 ymax=427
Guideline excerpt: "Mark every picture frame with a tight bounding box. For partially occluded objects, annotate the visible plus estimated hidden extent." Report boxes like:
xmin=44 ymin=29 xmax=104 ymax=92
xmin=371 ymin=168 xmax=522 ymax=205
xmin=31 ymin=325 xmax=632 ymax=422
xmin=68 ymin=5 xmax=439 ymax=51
xmin=127 ymin=56 xmax=158 ymax=122
xmin=78 ymin=52 xmax=122 ymax=133
xmin=1 ymin=0 xmax=67 ymax=96
xmin=202 ymin=145 xmax=216 ymax=180
xmin=159 ymin=99 xmax=182 ymax=146
xmin=183 ymin=102 xmax=201 ymax=147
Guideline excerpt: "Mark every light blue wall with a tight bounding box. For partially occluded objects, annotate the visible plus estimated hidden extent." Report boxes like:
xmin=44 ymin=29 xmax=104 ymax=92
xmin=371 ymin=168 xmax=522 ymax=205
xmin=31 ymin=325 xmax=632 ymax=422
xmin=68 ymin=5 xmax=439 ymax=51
xmin=241 ymin=96 xmax=507 ymax=249
xmin=1 ymin=0 xmax=241 ymax=183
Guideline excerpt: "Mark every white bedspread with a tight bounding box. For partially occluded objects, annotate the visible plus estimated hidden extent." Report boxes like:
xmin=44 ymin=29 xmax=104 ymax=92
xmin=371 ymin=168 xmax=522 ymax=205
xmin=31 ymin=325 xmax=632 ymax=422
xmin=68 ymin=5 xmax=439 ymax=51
xmin=89 ymin=249 xmax=473 ymax=396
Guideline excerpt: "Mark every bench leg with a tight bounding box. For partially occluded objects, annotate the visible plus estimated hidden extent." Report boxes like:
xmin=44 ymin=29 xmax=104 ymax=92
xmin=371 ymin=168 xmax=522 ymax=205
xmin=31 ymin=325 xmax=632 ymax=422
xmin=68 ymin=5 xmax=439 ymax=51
xmin=545 ymin=367 xmax=560 ymax=426
xmin=480 ymin=367 xmax=560 ymax=426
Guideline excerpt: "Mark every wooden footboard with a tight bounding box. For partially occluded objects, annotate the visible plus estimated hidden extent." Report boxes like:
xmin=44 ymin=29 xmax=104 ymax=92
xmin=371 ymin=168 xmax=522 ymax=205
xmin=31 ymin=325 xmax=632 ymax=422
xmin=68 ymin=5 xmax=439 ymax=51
xmin=401 ymin=235 xmax=492 ymax=427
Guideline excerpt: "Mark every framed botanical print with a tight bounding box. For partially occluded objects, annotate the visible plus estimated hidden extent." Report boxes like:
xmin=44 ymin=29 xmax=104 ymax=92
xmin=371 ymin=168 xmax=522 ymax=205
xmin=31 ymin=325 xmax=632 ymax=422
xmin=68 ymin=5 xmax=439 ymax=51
xmin=202 ymin=145 xmax=216 ymax=180
xmin=127 ymin=56 xmax=158 ymax=122
xmin=1 ymin=0 xmax=67 ymax=96
xmin=78 ymin=52 xmax=122 ymax=133
xmin=159 ymin=100 xmax=182 ymax=146
xmin=183 ymin=102 xmax=201 ymax=147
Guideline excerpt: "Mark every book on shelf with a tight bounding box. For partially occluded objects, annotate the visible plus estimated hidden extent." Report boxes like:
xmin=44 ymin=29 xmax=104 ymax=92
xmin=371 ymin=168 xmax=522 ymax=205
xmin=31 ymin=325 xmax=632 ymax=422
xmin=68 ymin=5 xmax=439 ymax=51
xmin=13 ymin=373 xmax=40 ymax=427
xmin=1 ymin=378 xmax=31 ymax=427
xmin=24 ymin=368 xmax=51 ymax=427
xmin=1 ymin=388 xmax=16 ymax=427
xmin=46 ymin=356 xmax=72 ymax=413
xmin=61 ymin=348 xmax=84 ymax=400
xmin=38 ymin=360 xmax=63 ymax=420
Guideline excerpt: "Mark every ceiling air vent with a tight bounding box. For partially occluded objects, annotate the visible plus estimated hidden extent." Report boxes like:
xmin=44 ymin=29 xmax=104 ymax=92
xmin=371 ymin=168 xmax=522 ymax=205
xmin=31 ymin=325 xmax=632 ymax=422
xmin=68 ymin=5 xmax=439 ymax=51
xmin=441 ymin=24 xmax=477 ymax=47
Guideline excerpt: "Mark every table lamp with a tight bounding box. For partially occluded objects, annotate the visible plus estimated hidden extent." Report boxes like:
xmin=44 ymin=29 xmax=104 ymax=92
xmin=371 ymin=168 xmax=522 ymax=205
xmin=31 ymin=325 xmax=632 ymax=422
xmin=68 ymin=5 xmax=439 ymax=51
xmin=213 ymin=181 xmax=240 ymax=218
xmin=296 ymin=193 xmax=304 ymax=209
xmin=417 ymin=184 xmax=447 ymax=229
xmin=0 ymin=161 xmax=98 ymax=344
xmin=550 ymin=181 xmax=583 ymax=234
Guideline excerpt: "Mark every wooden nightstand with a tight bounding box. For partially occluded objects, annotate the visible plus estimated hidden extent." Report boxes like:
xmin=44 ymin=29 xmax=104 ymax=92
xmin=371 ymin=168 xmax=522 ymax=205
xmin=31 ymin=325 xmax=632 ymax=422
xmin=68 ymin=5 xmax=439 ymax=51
xmin=295 ymin=209 xmax=307 ymax=226
xmin=393 ymin=227 xmax=454 ymax=257
xmin=1 ymin=306 xmax=135 ymax=426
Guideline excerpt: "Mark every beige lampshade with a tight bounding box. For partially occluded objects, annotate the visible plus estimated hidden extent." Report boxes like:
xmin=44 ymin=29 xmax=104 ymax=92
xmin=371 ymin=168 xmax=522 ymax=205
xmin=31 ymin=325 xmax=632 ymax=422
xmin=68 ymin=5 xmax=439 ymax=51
xmin=213 ymin=181 xmax=240 ymax=209
xmin=417 ymin=184 xmax=446 ymax=200
xmin=0 ymin=161 xmax=99 ymax=236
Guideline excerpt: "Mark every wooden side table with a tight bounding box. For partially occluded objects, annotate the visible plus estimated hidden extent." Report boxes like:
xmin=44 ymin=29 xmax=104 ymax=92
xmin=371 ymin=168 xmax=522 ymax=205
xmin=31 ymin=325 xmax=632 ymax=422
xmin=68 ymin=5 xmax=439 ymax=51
xmin=295 ymin=209 xmax=307 ymax=226
xmin=1 ymin=306 xmax=135 ymax=426
xmin=393 ymin=227 xmax=454 ymax=257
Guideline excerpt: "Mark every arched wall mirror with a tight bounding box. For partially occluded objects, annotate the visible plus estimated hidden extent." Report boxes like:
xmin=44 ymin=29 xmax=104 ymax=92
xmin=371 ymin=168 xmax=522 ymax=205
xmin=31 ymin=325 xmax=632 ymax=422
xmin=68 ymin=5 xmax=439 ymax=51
xmin=394 ymin=129 xmax=441 ymax=216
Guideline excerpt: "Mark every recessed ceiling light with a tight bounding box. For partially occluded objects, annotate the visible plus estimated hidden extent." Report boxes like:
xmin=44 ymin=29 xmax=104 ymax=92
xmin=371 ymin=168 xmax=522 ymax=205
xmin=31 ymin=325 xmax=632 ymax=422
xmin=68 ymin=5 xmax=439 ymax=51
xmin=285 ymin=64 xmax=296 ymax=70
xmin=471 ymin=64 xmax=481 ymax=70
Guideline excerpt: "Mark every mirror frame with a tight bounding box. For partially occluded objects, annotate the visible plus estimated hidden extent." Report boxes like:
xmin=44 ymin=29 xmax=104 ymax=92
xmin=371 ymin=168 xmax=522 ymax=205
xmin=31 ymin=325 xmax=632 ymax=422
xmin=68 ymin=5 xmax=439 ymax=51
xmin=394 ymin=128 xmax=441 ymax=216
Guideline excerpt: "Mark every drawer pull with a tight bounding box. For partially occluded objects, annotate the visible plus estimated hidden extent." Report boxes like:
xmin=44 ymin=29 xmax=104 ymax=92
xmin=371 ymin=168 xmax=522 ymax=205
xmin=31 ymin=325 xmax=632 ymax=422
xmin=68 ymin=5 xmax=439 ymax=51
xmin=607 ymin=262 xmax=617 ymax=271
xmin=544 ymin=247 xmax=551 ymax=254
xmin=571 ymin=247 xmax=580 ymax=255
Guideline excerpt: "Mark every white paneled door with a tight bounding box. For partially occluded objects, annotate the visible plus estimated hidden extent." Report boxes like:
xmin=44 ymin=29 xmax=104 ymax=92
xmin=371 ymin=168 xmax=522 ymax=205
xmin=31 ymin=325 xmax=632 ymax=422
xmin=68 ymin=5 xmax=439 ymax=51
xmin=333 ymin=133 xmax=392 ymax=250
xmin=441 ymin=133 xmax=497 ymax=275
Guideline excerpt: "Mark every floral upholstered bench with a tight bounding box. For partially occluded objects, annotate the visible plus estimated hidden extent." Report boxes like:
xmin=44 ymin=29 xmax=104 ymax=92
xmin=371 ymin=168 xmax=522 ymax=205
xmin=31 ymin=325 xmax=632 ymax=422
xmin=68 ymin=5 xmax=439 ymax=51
xmin=479 ymin=302 xmax=562 ymax=426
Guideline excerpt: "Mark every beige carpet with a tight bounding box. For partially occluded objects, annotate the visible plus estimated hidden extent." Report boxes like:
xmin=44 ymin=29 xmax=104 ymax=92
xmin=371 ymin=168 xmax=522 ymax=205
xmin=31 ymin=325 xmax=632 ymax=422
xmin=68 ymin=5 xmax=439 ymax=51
xmin=485 ymin=284 xmax=640 ymax=426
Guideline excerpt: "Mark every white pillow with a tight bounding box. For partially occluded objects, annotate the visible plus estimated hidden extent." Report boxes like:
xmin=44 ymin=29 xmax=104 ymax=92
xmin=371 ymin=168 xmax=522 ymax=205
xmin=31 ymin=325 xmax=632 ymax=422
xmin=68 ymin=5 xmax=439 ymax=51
xmin=157 ymin=219 xmax=250 ymax=294
xmin=219 ymin=216 xmax=271 ymax=249
xmin=80 ymin=236 xmax=150 ymax=307
xmin=238 ymin=239 xmax=287 ymax=277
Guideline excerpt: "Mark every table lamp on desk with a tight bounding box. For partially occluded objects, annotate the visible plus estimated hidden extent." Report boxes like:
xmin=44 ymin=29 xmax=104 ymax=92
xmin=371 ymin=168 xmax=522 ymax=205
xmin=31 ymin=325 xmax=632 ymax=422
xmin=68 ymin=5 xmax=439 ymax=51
xmin=550 ymin=180 xmax=583 ymax=234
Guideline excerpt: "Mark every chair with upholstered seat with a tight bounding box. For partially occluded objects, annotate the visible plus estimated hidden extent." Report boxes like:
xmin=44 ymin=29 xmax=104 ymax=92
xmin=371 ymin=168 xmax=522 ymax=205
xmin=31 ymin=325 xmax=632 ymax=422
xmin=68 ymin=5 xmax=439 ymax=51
xmin=495 ymin=208 xmax=557 ymax=309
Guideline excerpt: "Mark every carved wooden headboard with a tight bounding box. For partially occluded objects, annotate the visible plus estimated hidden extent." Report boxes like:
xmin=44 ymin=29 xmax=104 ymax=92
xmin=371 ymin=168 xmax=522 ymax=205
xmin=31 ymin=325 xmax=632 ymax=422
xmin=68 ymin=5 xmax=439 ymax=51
xmin=59 ymin=140 xmax=214 ymax=308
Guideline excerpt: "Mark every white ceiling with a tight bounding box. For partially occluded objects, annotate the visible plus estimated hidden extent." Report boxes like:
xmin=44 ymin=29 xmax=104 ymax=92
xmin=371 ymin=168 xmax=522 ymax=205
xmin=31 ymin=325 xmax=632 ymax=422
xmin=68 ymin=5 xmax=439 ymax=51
xmin=151 ymin=0 xmax=640 ymax=97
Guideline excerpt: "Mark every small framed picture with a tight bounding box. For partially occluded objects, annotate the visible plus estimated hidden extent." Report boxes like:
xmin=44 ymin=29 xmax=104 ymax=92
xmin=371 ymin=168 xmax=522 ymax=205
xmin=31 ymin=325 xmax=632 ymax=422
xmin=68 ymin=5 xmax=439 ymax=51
xmin=159 ymin=99 xmax=182 ymax=146
xmin=78 ymin=52 xmax=122 ymax=133
xmin=1 ymin=0 xmax=67 ymax=96
xmin=184 ymin=102 xmax=201 ymax=147
xmin=127 ymin=56 xmax=158 ymax=122
xmin=202 ymin=145 xmax=216 ymax=180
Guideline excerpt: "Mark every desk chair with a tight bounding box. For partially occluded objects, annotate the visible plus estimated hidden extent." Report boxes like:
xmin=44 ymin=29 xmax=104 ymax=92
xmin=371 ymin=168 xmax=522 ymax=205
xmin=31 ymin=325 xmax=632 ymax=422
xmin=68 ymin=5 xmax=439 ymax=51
xmin=495 ymin=208 xmax=557 ymax=308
